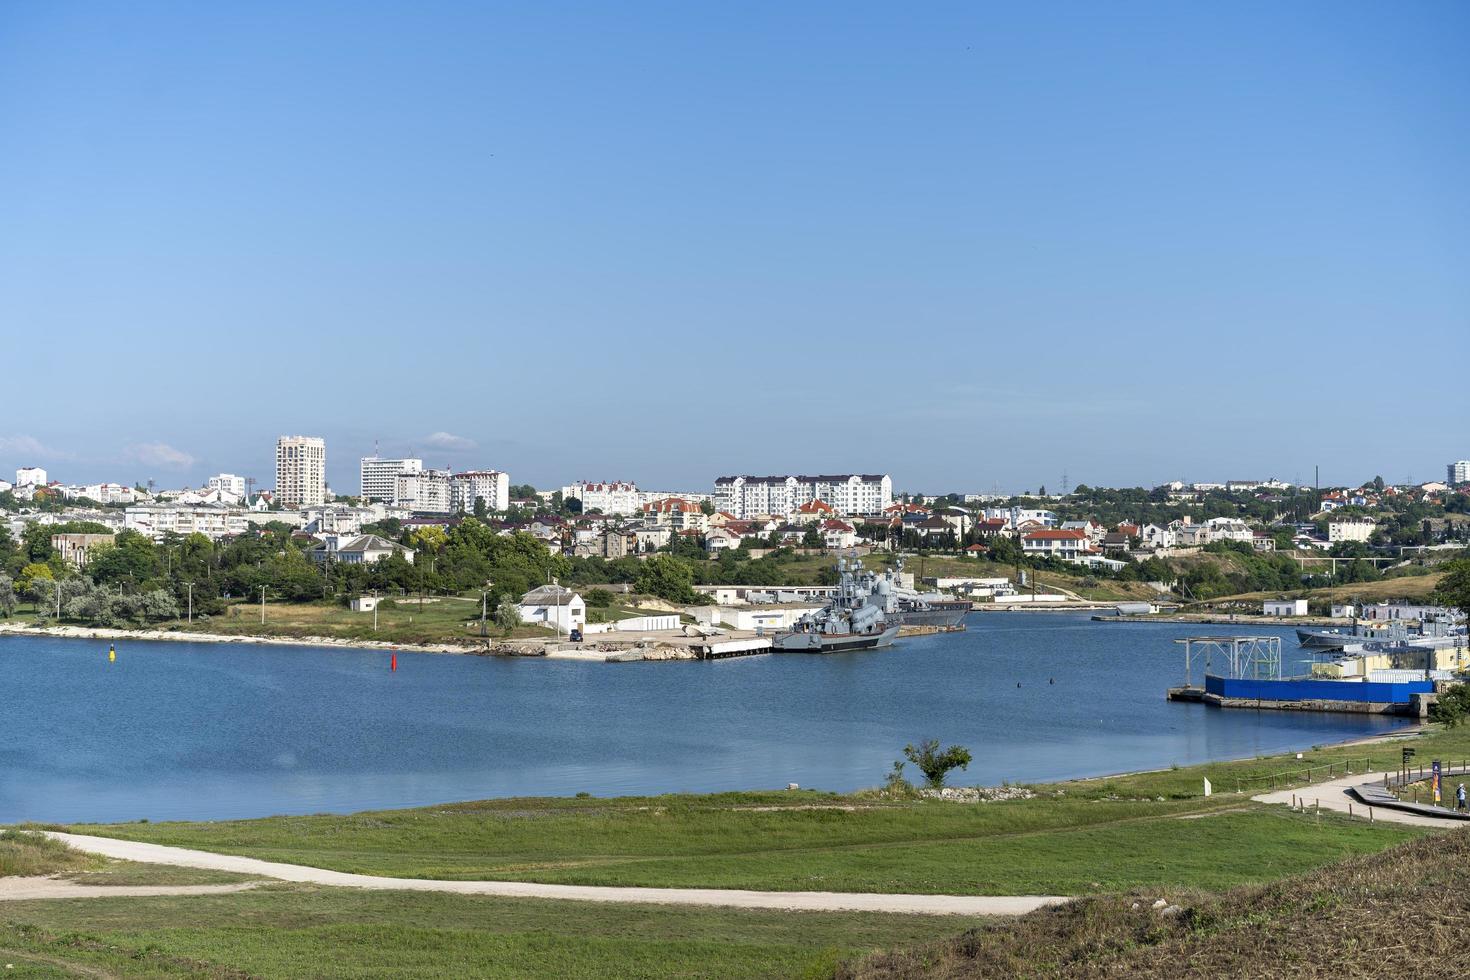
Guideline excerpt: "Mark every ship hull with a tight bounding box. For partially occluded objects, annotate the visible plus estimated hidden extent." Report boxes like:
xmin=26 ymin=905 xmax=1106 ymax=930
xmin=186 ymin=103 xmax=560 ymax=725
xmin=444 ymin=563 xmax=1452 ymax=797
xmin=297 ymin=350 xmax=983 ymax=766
xmin=1297 ymin=629 xmax=1349 ymax=649
xmin=772 ymin=624 xmax=901 ymax=654
xmin=893 ymin=604 xmax=969 ymax=629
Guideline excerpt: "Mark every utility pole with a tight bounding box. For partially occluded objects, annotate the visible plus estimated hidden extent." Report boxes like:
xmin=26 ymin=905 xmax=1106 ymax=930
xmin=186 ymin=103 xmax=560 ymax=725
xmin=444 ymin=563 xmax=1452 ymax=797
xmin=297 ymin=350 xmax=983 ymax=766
xmin=186 ymin=582 xmax=193 ymax=624
xmin=54 ymin=579 xmax=61 ymax=620
xmin=260 ymin=586 xmax=266 ymax=625
xmin=373 ymin=593 xmax=379 ymax=632
xmin=480 ymin=588 xmax=489 ymax=638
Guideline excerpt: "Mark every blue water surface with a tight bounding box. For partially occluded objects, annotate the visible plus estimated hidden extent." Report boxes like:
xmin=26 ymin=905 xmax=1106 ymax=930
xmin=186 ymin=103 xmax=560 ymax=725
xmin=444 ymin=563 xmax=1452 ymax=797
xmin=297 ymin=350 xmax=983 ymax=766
xmin=0 ymin=613 xmax=1405 ymax=822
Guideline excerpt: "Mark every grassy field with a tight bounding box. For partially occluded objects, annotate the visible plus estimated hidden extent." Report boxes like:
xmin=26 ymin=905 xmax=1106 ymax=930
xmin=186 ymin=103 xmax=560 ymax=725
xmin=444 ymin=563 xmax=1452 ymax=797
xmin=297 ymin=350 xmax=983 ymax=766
xmin=72 ymin=725 xmax=1470 ymax=897
xmin=840 ymin=825 xmax=1470 ymax=978
xmin=1207 ymin=569 xmax=1446 ymax=607
xmin=4 ymin=728 xmax=1466 ymax=978
xmin=0 ymin=887 xmax=967 ymax=979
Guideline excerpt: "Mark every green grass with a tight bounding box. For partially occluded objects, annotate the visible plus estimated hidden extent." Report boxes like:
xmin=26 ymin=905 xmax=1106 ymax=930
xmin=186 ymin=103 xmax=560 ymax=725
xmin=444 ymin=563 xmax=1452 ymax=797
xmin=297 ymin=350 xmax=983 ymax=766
xmin=0 ymin=887 xmax=967 ymax=979
xmin=72 ymin=723 xmax=1470 ymax=897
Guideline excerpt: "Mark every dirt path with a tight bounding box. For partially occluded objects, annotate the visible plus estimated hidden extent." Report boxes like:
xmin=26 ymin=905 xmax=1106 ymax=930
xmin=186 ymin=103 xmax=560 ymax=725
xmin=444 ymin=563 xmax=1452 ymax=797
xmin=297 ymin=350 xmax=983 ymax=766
xmin=47 ymin=833 xmax=1065 ymax=916
xmin=0 ymin=876 xmax=261 ymax=902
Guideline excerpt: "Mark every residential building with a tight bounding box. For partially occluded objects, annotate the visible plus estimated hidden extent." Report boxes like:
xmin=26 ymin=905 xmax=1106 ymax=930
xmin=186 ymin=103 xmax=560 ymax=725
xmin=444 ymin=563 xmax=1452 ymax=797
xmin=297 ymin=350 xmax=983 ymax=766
xmin=394 ymin=469 xmax=453 ymax=514
xmin=713 ymin=474 xmax=892 ymax=520
xmin=451 ymin=470 xmax=510 ymax=513
xmin=794 ymin=499 xmax=835 ymax=523
xmin=275 ymin=435 xmax=326 ymax=507
xmin=309 ymin=533 xmax=414 ymax=565
xmin=642 ymin=496 xmax=708 ymax=532
xmin=821 ymin=519 xmax=857 ymax=549
xmin=1263 ymin=599 xmax=1309 ymax=617
xmin=360 ymin=456 xmax=423 ymax=502
xmin=516 ymin=584 xmax=586 ymax=633
xmin=1448 ymin=461 xmax=1470 ymax=486
xmin=1021 ymin=528 xmax=1091 ymax=559
xmin=1328 ymin=517 xmax=1377 ymax=544
xmin=51 ymin=532 xmax=116 ymax=568
xmin=207 ymin=474 xmax=247 ymax=497
xmin=62 ymin=483 xmax=138 ymax=505
xmin=15 ymin=467 xmax=46 ymax=487
xmin=563 ymin=481 xmax=641 ymax=515
xmin=124 ymin=504 xmax=250 ymax=541
xmin=705 ymin=526 xmax=745 ymax=552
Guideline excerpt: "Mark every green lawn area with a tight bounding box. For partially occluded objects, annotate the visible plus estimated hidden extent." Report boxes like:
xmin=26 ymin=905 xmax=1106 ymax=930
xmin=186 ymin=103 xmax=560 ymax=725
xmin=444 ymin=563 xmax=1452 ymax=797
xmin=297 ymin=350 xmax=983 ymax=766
xmin=73 ymin=725 xmax=1470 ymax=897
xmin=0 ymin=887 xmax=966 ymax=979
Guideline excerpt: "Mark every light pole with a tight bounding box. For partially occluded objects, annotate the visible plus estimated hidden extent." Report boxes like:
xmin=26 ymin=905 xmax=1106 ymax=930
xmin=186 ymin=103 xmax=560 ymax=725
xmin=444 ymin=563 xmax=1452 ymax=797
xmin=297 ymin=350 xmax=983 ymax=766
xmin=260 ymin=585 xmax=267 ymax=625
xmin=185 ymin=582 xmax=194 ymax=624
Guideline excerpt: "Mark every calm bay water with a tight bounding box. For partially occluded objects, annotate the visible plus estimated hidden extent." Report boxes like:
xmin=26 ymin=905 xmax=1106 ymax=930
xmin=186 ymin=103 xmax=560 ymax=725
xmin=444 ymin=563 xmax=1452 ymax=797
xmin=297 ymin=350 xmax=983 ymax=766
xmin=0 ymin=613 xmax=1405 ymax=823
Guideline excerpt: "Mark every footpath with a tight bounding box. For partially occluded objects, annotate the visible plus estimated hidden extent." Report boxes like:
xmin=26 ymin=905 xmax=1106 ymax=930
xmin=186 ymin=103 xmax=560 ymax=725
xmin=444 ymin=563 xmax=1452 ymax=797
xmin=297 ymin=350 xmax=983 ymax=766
xmin=39 ymin=833 xmax=1067 ymax=917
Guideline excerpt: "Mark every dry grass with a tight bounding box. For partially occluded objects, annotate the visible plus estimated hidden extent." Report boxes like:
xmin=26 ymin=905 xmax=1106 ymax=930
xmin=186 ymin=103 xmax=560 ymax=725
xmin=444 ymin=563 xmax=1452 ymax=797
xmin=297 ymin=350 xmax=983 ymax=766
xmin=0 ymin=830 xmax=92 ymax=878
xmin=841 ymin=827 xmax=1470 ymax=978
xmin=1210 ymin=570 xmax=1444 ymax=607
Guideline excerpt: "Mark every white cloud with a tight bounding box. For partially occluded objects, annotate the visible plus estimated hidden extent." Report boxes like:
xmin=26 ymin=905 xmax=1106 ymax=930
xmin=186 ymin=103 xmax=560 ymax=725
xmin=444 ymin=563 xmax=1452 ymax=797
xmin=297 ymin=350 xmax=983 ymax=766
xmin=0 ymin=434 xmax=72 ymax=460
xmin=125 ymin=442 xmax=196 ymax=469
xmin=424 ymin=431 xmax=476 ymax=451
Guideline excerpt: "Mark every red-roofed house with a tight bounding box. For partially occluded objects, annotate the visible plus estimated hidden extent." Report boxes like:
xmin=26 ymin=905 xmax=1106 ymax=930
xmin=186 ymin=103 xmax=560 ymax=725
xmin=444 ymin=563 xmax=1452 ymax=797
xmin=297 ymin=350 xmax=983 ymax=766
xmin=795 ymin=499 xmax=836 ymax=523
xmin=821 ymin=518 xmax=857 ymax=549
xmin=642 ymin=496 xmax=708 ymax=532
xmin=1021 ymin=528 xmax=1090 ymax=559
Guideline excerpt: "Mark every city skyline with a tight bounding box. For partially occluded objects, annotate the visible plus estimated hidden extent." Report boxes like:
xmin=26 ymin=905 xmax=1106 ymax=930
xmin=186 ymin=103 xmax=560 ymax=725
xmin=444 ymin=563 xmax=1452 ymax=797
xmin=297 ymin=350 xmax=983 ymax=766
xmin=3 ymin=3 xmax=1468 ymax=491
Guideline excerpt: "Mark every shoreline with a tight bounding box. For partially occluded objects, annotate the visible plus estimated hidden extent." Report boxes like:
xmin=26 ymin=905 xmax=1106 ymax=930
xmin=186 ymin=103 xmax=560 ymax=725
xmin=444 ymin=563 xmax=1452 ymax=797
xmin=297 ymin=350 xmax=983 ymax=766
xmin=0 ymin=620 xmax=492 ymax=656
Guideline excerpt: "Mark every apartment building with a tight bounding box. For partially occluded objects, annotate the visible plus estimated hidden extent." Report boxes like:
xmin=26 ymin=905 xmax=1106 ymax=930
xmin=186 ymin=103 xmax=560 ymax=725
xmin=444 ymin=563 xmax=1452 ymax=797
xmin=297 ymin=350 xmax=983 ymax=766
xmin=394 ymin=469 xmax=453 ymax=514
xmin=563 ymin=481 xmax=641 ymax=515
xmin=275 ymin=436 xmax=326 ymax=507
xmin=360 ymin=456 xmax=423 ymax=502
xmin=207 ymin=474 xmax=247 ymax=497
xmin=1449 ymin=460 xmax=1470 ymax=486
xmin=713 ymin=474 xmax=892 ymax=519
xmin=451 ymin=470 xmax=510 ymax=513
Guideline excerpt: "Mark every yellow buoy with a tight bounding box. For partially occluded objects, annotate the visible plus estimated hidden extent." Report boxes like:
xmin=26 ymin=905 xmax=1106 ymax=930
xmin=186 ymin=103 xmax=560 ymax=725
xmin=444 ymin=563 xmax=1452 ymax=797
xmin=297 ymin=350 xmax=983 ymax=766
xmin=108 ymin=645 xmax=116 ymax=663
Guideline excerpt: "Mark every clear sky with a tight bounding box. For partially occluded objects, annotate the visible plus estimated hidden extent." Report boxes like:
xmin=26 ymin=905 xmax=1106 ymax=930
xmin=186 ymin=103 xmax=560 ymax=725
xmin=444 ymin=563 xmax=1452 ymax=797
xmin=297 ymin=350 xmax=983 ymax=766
xmin=2 ymin=2 xmax=1466 ymax=495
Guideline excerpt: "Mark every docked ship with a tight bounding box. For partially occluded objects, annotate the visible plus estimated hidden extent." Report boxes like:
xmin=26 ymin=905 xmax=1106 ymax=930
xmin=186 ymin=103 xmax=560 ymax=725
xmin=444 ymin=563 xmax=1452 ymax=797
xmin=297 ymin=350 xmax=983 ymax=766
xmin=772 ymin=558 xmax=901 ymax=653
xmin=1298 ymin=619 xmax=1466 ymax=651
xmin=887 ymin=560 xmax=970 ymax=629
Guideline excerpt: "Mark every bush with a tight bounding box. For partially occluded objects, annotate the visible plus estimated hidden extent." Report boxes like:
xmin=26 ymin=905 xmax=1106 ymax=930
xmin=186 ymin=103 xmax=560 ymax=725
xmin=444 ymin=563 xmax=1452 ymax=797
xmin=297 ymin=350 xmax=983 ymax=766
xmin=1429 ymin=683 xmax=1470 ymax=728
xmin=902 ymin=739 xmax=972 ymax=788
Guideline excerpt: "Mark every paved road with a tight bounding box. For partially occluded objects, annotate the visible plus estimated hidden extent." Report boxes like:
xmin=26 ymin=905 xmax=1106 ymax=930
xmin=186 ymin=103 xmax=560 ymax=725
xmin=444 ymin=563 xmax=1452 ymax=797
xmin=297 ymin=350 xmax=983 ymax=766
xmin=0 ymin=876 xmax=259 ymax=902
xmin=46 ymin=833 xmax=1065 ymax=916
xmin=1253 ymin=771 xmax=1467 ymax=829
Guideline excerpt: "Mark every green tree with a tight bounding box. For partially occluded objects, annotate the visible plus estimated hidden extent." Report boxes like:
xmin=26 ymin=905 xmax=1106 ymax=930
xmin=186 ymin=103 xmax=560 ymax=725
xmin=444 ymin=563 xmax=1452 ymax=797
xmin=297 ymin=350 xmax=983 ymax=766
xmin=1433 ymin=560 xmax=1470 ymax=625
xmin=494 ymin=597 xmax=521 ymax=634
xmin=635 ymin=554 xmax=706 ymax=604
xmin=0 ymin=573 xmax=15 ymax=617
xmin=902 ymin=739 xmax=973 ymax=789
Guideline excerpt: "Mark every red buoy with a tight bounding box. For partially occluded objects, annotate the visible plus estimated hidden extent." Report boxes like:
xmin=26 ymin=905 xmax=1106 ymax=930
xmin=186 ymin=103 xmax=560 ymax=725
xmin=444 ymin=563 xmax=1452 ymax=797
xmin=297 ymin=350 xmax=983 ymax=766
xmin=391 ymin=653 xmax=397 ymax=672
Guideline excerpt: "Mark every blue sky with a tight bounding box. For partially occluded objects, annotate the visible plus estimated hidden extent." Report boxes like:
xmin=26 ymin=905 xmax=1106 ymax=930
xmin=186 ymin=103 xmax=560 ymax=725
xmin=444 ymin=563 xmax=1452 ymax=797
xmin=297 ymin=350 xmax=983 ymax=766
xmin=2 ymin=2 xmax=1466 ymax=494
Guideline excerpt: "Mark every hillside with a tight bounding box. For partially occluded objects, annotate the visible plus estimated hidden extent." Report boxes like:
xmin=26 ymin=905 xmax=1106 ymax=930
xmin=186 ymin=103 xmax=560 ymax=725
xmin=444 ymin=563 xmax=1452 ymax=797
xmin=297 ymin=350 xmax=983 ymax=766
xmin=841 ymin=826 xmax=1469 ymax=979
xmin=1205 ymin=570 xmax=1445 ymax=607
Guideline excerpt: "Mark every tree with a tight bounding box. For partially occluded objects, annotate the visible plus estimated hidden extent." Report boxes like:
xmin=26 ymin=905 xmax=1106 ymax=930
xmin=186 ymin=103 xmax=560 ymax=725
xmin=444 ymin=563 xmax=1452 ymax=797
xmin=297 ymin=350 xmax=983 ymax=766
xmin=902 ymin=739 xmax=972 ymax=788
xmin=0 ymin=573 xmax=15 ymax=617
xmin=494 ymin=597 xmax=521 ymax=634
xmin=802 ymin=526 xmax=824 ymax=549
xmin=699 ymin=499 xmax=715 ymax=516
xmin=635 ymin=554 xmax=706 ymax=604
xmin=1433 ymin=560 xmax=1470 ymax=625
xmin=1429 ymin=683 xmax=1470 ymax=728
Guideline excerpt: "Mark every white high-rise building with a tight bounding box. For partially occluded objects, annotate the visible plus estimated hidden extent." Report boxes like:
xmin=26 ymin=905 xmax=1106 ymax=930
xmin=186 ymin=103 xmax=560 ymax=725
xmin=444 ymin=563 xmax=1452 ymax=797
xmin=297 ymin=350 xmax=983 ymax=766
xmin=275 ymin=436 xmax=326 ymax=507
xmin=451 ymin=470 xmax=510 ymax=513
xmin=361 ymin=456 xmax=423 ymax=501
xmin=713 ymin=474 xmax=892 ymax=519
xmin=1448 ymin=461 xmax=1470 ymax=486
xmin=394 ymin=469 xmax=453 ymax=514
xmin=207 ymin=473 xmax=246 ymax=497
xmin=15 ymin=466 xmax=47 ymax=487
xmin=562 ymin=481 xmax=641 ymax=514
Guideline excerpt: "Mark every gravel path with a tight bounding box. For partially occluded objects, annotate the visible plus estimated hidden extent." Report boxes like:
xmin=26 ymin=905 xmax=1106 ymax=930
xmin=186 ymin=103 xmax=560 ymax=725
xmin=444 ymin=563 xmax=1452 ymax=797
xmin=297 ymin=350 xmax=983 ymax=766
xmin=0 ymin=876 xmax=260 ymax=902
xmin=47 ymin=833 xmax=1066 ymax=916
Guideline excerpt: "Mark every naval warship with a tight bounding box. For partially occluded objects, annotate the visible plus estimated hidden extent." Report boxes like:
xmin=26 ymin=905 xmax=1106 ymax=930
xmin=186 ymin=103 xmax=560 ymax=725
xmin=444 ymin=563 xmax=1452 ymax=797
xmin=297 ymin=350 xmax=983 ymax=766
xmin=771 ymin=558 xmax=900 ymax=653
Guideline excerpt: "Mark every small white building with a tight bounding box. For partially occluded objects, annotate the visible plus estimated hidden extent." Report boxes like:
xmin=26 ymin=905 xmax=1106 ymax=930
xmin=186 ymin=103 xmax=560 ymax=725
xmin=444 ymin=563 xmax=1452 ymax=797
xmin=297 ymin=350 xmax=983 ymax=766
xmin=1263 ymin=599 xmax=1309 ymax=617
xmin=517 ymin=584 xmax=586 ymax=633
xmin=312 ymin=533 xmax=414 ymax=565
xmin=1327 ymin=517 xmax=1376 ymax=544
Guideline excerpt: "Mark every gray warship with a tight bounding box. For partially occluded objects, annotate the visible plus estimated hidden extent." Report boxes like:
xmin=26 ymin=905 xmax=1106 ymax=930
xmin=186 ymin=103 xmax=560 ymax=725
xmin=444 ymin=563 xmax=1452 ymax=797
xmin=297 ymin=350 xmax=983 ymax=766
xmin=887 ymin=559 xmax=970 ymax=629
xmin=772 ymin=558 xmax=901 ymax=653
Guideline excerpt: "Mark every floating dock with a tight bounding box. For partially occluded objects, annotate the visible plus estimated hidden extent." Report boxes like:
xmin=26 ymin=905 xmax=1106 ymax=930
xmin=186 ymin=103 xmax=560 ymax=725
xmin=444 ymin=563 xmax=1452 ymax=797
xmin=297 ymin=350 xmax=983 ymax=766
xmin=693 ymin=638 xmax=773 ymax=660
xmin=1168 ymin=677 xmax=1437 ymax=717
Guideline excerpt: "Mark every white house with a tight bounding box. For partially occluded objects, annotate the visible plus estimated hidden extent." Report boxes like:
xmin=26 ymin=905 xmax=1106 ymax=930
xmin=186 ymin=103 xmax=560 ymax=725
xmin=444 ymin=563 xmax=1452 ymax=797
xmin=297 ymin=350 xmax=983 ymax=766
xmin=1021 ymin=528 xmax=1090 ymax=559
xmin=1263 ymin=599 xmax=1309 ymax=617
xmin=821 ymin=519 xmax=857 ymax=550
xmin=517 ymin=584 xmax=586 ymax=633
xmin=15 ymin=467 xmax=47 ymax=487
xmin=311 ymin=533 xmax=414 ymax=565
